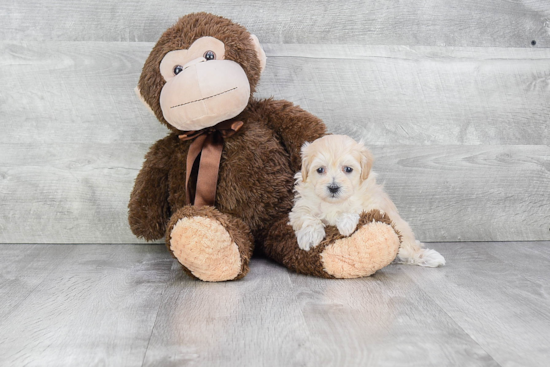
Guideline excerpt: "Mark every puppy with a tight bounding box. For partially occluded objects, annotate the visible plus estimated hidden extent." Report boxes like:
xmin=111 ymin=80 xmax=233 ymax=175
xmin=289 ymin=135 xmax=445 ymax=267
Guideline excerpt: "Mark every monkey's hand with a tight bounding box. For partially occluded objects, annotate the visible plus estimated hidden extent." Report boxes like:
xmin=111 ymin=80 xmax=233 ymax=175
xmin=128 ymin=136 xmax=177 ymax=241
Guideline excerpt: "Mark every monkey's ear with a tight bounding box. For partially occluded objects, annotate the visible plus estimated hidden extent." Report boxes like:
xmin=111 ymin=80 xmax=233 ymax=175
xmin=250 ymin=34 xmax=266 ymax=73
xmin=134 ymin=86 xmax=155 ymax=116
xmin=300 ymin=142 xmax=311 ymax=182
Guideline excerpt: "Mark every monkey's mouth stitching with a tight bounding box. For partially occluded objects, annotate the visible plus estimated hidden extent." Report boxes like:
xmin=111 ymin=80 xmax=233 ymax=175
xmin=170 ymin=87 xmax=238 ymax=109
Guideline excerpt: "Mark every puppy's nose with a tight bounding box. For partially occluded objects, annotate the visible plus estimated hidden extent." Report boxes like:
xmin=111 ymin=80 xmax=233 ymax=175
xmin=328 ymin=185 xmax=340 ymax=194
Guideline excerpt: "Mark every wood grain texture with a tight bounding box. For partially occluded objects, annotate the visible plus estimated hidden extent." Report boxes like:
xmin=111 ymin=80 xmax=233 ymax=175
xmin=1 ymin=144 xmax=548 ymax=243
xmin=2 ymin=42 xmax=549 ymax=145
xmin=0 ymin=42 xmax=166 ymax=145
xmin=0 ymin=245 xmax=74 ymax=319
xmin=288 ymin=268 xmax=498 ymax=366
xmin=0 ymin=244 xmax=173 ymax=367
xmin=0 ymin=0 xmax=549 ymax=47
xmin=2 ymin=243 xmax=550 ymax=366
xmin=142 ymin=258 xmax=317 ymax=367
xmin=402 ymin=242 xmax=550 ymax=367
xmin=261 ymin=44 xmax=550 ymax=145
xmin=374 ymin=145 xmax=550 ymax=242
xmin=141 ymin=257 xmax=498 ymax=367
xmin=481 ymin=241 xmax=550 ymax=293
xmin=0 ymin=142 xmax=152 ymax=243
xmin=1 ymin=42 xmax=549 ymax=243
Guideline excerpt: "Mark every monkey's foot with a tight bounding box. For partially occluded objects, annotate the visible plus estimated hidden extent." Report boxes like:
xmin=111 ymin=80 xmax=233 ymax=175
xmin=264 ymin=210 xmax=400 ymax=279
xmin=321 ymin=218 xmax=400 ymax=278
xmin=167 ymin=206 xmax=253 ymax=282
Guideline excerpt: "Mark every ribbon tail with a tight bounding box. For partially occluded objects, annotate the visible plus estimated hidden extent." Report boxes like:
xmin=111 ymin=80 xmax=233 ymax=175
xmin=194 ymin=133 xmax=224 ymax=207
xmin=185 ymin=134 xmax=208 ymax=205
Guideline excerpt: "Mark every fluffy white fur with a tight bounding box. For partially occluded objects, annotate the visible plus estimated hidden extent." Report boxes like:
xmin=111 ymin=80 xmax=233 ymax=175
xmin=289 ymin=135 xmax=445 ymax=268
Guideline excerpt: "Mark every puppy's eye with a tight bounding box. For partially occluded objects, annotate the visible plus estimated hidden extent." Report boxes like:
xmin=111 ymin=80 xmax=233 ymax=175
xmin=316 ymin=167 xmax=325 ymax=174
xmin=344 ymin=166 xmax=353 ymax=173
xmin=174 ymin=65 xmax=183 ymax=75
xmin=204 ymin=50 xmax=216 ymax=61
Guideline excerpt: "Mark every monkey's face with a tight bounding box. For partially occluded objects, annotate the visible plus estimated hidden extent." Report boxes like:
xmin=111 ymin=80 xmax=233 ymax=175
xmin=137 ymin=13 xmax=267 ymax=132
xmin=158 ymin=36 xmax=251 ymax=131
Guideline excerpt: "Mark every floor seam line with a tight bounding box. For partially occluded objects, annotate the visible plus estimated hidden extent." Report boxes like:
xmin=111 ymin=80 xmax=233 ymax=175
xmin=0 ymin=245 xmax=76 ymax=323
xmin=398 ymin=265 xmax=504 ymax=367
xmin=140 ymin=261 xmax=176 ymax=367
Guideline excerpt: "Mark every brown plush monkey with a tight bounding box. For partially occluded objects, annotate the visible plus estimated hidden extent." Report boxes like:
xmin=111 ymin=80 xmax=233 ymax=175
xmin=129 ymin=13 xmax=400 ymax=281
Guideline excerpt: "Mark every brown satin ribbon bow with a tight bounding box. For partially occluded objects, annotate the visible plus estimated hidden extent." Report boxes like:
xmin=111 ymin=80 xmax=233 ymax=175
xmin=179 ymin=120 xmax=243 ymax=207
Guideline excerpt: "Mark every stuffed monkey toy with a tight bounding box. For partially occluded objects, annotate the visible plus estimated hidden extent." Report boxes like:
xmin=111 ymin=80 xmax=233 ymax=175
xmin=129 ymin=13 xmax=400 ymax=281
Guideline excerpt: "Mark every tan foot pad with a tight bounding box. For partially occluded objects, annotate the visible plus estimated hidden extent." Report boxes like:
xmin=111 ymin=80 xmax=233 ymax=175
xmin=170 ymin=216 xmax=242 ymax=282
xmin=321 ymin=221 xmax=400 ymax=278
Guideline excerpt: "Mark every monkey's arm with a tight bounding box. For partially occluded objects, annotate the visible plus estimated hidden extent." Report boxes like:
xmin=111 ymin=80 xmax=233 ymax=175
xmin=261 ymin=99 xmax=327 ymax=173
xmin=128 ymin=135 xmax=177 ymax=241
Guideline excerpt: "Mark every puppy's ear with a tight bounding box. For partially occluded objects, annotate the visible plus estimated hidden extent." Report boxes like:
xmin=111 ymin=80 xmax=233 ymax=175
xmin=300 ymin=142 xmax=311 ymax=182
xmin=358 ymin=141 xmax=374 ymax=181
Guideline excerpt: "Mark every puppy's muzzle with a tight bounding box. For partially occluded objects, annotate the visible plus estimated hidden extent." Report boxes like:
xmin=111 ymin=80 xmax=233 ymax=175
xmin=328 ymin=184 xmax=341 ymax=194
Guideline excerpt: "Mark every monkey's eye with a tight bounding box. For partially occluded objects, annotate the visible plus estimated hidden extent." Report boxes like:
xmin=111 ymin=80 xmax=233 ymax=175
xmin=204 ymin=50 xmax=216 ymax=61
xmin=316 ymin=167 xmax=325 ymax=174
xmin=344 ymin=166 xmax=353 ymax=173
xmin=173 ymin=65 xmax=183 ymax=75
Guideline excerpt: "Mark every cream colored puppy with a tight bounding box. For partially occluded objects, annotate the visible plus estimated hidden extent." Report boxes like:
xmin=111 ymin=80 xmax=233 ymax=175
xmin=289 ymin=135 xmax=445 ymax=267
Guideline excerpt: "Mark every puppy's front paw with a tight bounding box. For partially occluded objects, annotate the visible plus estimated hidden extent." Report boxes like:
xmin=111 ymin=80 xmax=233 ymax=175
xmin=296 ymin=225 xmax=325 ymax=251
xmin=336 ymin=213 xmax=360 ymax=237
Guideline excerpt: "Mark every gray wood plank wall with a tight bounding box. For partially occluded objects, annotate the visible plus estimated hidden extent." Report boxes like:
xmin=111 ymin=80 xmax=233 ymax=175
xmin=0 ymin=1 xmax=549 ymax=243
xmin=1 ymin=0 xmax=549 ymax=47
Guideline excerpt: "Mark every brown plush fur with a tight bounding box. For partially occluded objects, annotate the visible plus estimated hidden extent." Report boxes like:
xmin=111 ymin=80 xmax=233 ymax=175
xmin=128 ymin=13 xmax=400 ymax=280
xmin=128 ymin=98 xmax=327 ymax=244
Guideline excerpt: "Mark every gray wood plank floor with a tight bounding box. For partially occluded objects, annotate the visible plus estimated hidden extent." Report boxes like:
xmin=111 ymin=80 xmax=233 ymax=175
xmin=1 ymin=243 xmax=549 ymax=367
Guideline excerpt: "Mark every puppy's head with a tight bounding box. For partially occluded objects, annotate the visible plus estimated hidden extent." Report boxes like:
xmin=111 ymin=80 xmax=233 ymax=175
xmin=301 ymin=135 xmax=373 ymax=203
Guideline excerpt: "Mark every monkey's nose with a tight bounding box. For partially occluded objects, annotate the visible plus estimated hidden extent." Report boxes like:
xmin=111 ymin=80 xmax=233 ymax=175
xmin=328 ymin=185 xmax=340 ymax=194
